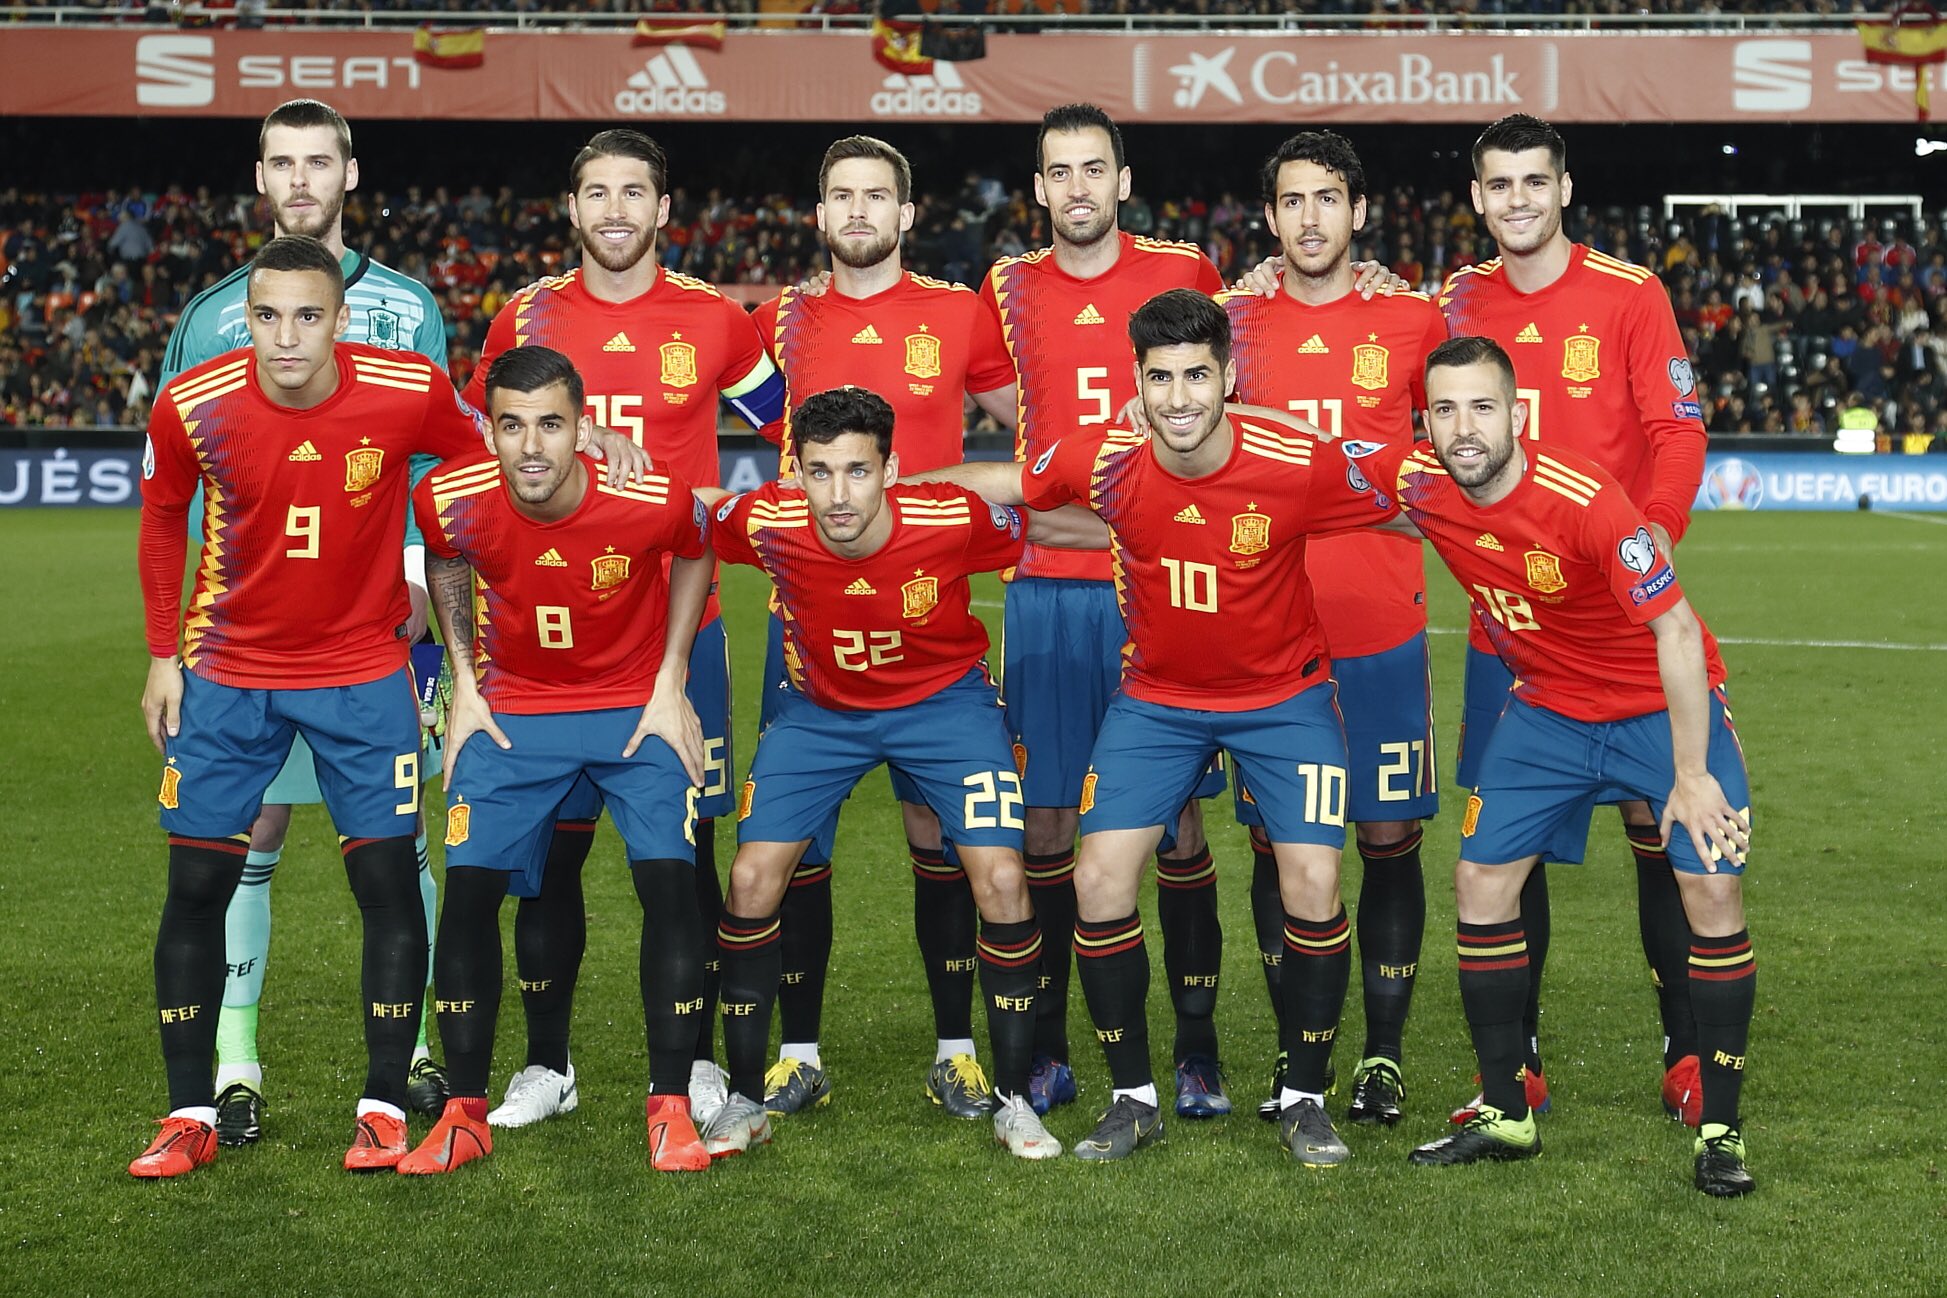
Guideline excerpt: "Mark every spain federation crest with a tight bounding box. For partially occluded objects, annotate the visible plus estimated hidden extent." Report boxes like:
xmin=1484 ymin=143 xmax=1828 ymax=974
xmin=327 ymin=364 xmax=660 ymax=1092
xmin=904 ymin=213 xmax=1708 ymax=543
xmin=901 ymin=571 xmax=939 ymax=619
xmin=660 ymin=339 xmax=698 ymax=389
xmin=1350 ymin=340 xmax=1390 ymax=391
xmin=1523 ymin=549 xmax=1568 ymax=594
xmin=157 ymin=762 xmax=181 ymax=810
xmin=904 ymin=330 xmax=942 ymax=379
xmin=445 ymin=799 xmax=471 ymax=847
xmin=368 ymin=305 xmax=402 ymax=349
xmin=591 ymin=551 xmax=632 ymax=591
xmin=1562 ymin=332 xmax=1601 ymax=383
xmin=344 ymin=444 xmax=385 ymax=492
xmin=1229 ymin=506 xmax=1271 ymax=556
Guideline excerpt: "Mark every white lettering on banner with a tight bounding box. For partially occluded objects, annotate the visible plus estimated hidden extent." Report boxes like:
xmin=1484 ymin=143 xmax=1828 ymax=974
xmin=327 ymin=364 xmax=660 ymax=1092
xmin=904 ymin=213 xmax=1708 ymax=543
xmin=237 ymin=54 xmax=421 ymax=91
xmin=1732 ymin=41 xmax=1813 ymax=112
xmin=871 ymin=62 xmax=982 ymax=117
xmin=135 ymin=35 xmax=215 ymax=108
xmin=0 ymin=451 xmax=139 ymax=507
xmin=614 ymin=46 xmax=726 ymax=116
xmin=1145 ymin=44 xmax=1530 ymax=112
xmin=1768 ymin=471 xmax=1947 ymax=505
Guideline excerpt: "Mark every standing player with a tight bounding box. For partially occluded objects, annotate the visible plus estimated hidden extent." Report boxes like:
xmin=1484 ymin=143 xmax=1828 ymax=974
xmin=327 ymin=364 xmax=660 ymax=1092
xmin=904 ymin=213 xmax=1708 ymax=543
xmin=748 ymin=135 xmax=1019 ymax=1120
xmin=159 ymin=98 xmax=453 ymax=1140
xmin=698 ymin=387 xmax=1101 ymax=1162
xmin=1371 ymin=338 xmax=1755 ymax=1197
xmin=460 ymin=129 xmax=785 ymax=1130
xmin=131 ymin=237 xmax=485 ymax=1178
xmin=1438 ymin=115 xmax=1710 ymax=1126
xmin=1217 ymin=132 xmax=1449 ymax=1128
xmin=924 ymin=291 xmax=1398 ymax=1166
xmin=402 ymin=346 xmax=716 ymax=1176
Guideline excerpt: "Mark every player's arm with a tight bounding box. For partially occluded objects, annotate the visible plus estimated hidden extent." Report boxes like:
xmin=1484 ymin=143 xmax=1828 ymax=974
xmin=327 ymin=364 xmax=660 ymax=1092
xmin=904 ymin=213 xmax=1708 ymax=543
xmin=1022 ymin=502 xmax=1109 ymax=550
xmin=137 ymin=405 xmax=197 ymax=751
xmin=1230 ymin=254 xmax=1408 ymax=299
xmin=747 ymin=297 xmax=788 ymax=446
xmin=1648 ymin=598 xmax=1748 ymax=870
xmin=903 ymin=459 xmax=1030 ymax=504
xmin=1627 ymin=277 xmax=1710 ymax=551
xmin=966 ymin=296 xmax=1019 ymax=431
xmin=424 ymin=549 xmax=510 ymax=789
xmin=717 ymin=303 xmax=787 ymax=432
xmin=970 ymin=384 xmax=1018 ymax=430
xmin=623 ymin=535 xmax=711 ymax=780
xmin=699 ymin=486 xmax=766 ymax=570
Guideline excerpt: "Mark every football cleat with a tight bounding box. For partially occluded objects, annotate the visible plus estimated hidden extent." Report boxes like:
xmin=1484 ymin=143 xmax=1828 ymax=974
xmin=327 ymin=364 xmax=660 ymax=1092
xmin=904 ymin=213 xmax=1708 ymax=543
xmin=487 ymin=1062 xmax=578 ymax=1129
xmin=405 ymin=1057 xmax=451 ymax=1119
xmin=1279 ymin=1097 xmax=1351 ymax=1168
xmin=1410 ymin=1105 xmax=1541 ymax=1166
xmin=1449 ymin=1065 xmax=1550 ymax=1126
xmin=1173 ymin=1055 xmax=1232 ymax=1119
xmin=700 ymin=1092 xmax=772 ymax=1159
xmin=992 ymin=1094 xmax=1063 ymax=1160
xmin=1694 ymin=1124 xmax=1755 ymax=1197
xmin=214 ymin=1081 xmax=264 ymax=1147
xmin=1347 ymin=1057 xmax=1405 ymax=1127
xmin=129 ymin=1116 xmax=217 ymax=1179
xmin=1072 ymin=1095 xmax=1163 ymax=1162
xmin=645 ymin=1095 xmax=710 ymax=1173
xmin=1662 ymin=1055 xmax=1703 ymax=1128
xmin=344 ymin=1110 xmax=409 ymax=1172
xmin=762 ymin=1057 xmax=831 ymax=1117
xmin=397 ymin=1099 xmax=492 ymax=1175
xmin=1258 ymin=1051 xmax=1336 ymax=1120
xmin=1027 ymin=1054 xmax=1078 ymax=1116
xmin=926 ymin=1054 xmax=998 ymax=1119
xmin=689 ymin=1060 xmax=730 ymax=1130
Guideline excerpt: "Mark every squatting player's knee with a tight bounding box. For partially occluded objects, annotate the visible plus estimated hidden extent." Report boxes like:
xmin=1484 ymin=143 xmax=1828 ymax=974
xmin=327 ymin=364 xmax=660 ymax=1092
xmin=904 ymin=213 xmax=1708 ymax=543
xmin=1453 ymin=856 xmax=1535 ymax=924
xmin=1272 ymin=844 xmax=1343 ymax=919
xmin=725 ymin=845 xmax=799 ymax=916
xmin=958 ymin=849 xmax=1031 ymax=923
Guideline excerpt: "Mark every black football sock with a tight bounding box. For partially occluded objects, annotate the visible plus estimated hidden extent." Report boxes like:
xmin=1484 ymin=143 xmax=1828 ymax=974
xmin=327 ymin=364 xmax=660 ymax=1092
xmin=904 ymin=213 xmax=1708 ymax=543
xmin=514 ymin=818 xmax=593 ymax=1075
xmin=632 ymin=859 xmax=707 ymax=1096
xmin=1518 ymin=862 xmax=1550 ymax=1074
xmin=1074 ymin=913 xmax=1152 ymax=1091
xmin=912 ymin=843 xmax=977 ymax=1042
xmin=976 ymin=918 xmax=1042 ymax=1100
xmin=692 ymin=825 xmax=722 ymax=1064
xmin=1457 ymin=918 xmax=1531 ymax=1121
xmin=1156 ymin=845 xmax=1222 ymax=1063
xmin=1279 ymin=909 xmax=1351 ymax=1095
xmin=776 ymin=857 xmax=832 ymax=1047
xmin=1627 ymin=823 xmax=1699 ymax=1067
xmin=1357 ymin=830 xmax=1426 ymax=1065
xmin=1025 ymin=849 xmax=1077 ymax=1062
xmin=1689 ymin=929 xmax=1757 ymax=1131
xmin=155 ymin=835 xmax=248 ymax=1112
xmin=342 ymin=834 xmax=429 ymax=1110
xmin=434 ymin=866 xmax=508 ymax=1099
xmin=717 ymin=910 xmax=783 ymax=1103
xmin=1249 ymin=839 xmax=1285 ymax=1027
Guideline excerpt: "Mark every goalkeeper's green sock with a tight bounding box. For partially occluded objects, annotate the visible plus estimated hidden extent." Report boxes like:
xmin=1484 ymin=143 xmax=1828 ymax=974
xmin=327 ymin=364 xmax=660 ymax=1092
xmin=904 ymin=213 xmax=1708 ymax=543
xmin=214 ymin=847 xmax=278 ymax=1092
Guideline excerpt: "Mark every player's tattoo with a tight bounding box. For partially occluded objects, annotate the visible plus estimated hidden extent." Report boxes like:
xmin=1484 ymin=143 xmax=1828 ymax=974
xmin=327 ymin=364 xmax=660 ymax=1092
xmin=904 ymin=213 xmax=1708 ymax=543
xmin=428 ymin=553 xmax=478 ymax=674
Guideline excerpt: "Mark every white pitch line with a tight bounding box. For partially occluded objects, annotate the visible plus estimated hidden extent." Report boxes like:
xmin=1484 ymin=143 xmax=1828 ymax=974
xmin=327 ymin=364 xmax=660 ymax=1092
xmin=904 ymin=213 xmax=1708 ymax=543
xmin=1879 ymin=510 xmax=1947 ymax=527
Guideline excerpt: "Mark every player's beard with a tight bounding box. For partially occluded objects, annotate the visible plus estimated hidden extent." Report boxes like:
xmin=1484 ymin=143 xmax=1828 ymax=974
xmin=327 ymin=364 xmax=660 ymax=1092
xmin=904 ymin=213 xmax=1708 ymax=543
xmin=509 ymin=458 xmax=574 ymax=507
xmin=1150 ymin=402 xmax=1224 ymax=458
xmin=275 ymin=188 xmax=345 ymax=242
xmin=1052 ymin=202 xmax=1116 ymax=250
xmin=826 ymin=224 xmax=899 ymax=271
xmin=1440 ymin=434 xmax=1517 ymax=490
xmin=578 ymin=223 xmax=656 ymax=274
xmin=1487 ymin=203 xmax=1560 ymax=257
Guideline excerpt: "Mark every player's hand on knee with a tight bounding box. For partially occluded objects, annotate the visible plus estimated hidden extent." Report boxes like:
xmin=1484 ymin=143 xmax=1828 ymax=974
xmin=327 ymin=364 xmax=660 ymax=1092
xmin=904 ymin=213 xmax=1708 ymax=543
xmin=443 ymin=688 xmax=510 ymax=791
xmin=1234 ymin=254 xmax=1283 ymax=297
xmin=1351 ymin=260 xmax=1408 ymax=299
xmin=624 ymin=681 xmax=705 ymax=785
xmin=585 ymin=425 xmax=652 ymax=485
xmin=1661 ymin=774 xmax=1749 ymax=873
xmin=142 ymin=654 xmax=183 ymax=753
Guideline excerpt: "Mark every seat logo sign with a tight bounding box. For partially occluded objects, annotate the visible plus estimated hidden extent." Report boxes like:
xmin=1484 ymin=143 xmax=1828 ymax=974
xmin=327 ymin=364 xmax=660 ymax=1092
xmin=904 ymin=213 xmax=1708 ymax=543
xmin=1732 ymin=40 xmax=1811 ymax=112
xmin=136 ymin=35 xmax=215 ymax=108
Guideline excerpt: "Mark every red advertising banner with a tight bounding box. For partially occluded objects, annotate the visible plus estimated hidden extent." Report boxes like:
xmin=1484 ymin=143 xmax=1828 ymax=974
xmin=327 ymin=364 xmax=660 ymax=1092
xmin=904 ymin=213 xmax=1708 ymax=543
xmin=0 ymin=28 xmax=1919 ymax=124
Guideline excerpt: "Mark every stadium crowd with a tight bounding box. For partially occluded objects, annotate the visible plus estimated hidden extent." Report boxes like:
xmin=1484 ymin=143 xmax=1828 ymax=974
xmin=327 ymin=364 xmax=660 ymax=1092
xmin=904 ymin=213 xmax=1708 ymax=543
xmin=3 ymin=179 xmax=1943 ymax=442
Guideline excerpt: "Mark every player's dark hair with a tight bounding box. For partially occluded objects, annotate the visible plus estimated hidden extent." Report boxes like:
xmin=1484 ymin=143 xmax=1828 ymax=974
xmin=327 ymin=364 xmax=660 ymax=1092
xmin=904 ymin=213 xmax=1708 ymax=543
xmin=258 ymin=98 xmax=352 ymax=163
xmin=483 ymin=345 xmax=585 ymax=416
xmin=1259 ymin=131 xmax=1366 ymax=209
xmin=1128 ymin=289 xmax=1230 ymax=368
xmin=570 ymin=129 xmax=670 ymax=198
xmin=247 ymin=235 xmax=345 ymax=307
xmin=1426 ymin=334 xmax=1517 ymax=400
xmin=1037 ymin=103 xmax=1125 ymax=175
xmin=794 ymin=387 xmax=895 ymax=461
xmin=818 ymin=135 xmax=912 ymax=206
xmin=1471 ymin=114 xmax=1566 ymax=179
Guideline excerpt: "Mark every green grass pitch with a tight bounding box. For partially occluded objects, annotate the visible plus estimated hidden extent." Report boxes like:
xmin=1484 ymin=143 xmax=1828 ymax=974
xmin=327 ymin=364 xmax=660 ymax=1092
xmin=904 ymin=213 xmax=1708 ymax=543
xmin=3 ymin=508 xmax=1942 ymax=1296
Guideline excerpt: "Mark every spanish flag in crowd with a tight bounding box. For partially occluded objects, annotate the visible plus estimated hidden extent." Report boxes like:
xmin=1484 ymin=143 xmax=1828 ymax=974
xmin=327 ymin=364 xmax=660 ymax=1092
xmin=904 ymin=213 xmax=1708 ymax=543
xmin=871 ymin=16 xmax=931 ymax=76
xmin=412 ymin=25 xmax=485 ymax=70
xmin=632 ymin=17 xmax=728 ymax=51
xmin=1858 ymin=2 xmax=1947 ymax=118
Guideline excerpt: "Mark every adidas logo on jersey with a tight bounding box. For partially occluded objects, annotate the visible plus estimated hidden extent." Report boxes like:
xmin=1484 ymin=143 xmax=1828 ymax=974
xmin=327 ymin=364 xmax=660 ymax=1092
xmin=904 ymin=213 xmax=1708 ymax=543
xmin=1516 ymin=323 xmax=1543 ymax=343
xmin=603 ymin=332 xmax=636 ymax=353
xmin=615 ymin=46 xmax=726 ymax=116
xmin=845 ymin=578 xmax=877 ymax=595
xmin=1173 ymin=504 xmax=1207 ymax=525
xmin=536 ymin=548 xmax=568 ymax=567
xmin=1297 ymin=335 xmax=1330 ymax=354
xmin=1073 ymin=303 xmax=1106 ymax=326
xmin=288 ymin=441 xmax=321 ymax=462
xmin=1475 ymin=533 xmax=1505 ymax=551
xmin=851 ymin=325 xmax=884 ymax=345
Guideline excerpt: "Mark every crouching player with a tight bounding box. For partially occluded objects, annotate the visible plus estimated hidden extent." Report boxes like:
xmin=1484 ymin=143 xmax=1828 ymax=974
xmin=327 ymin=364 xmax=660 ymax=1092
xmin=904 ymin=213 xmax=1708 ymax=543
xmin=400 ymin=346 xmax=718 ymax=1175
xmin=698 ymin=387 xmax=1105 ymax=1162
xmin=1364 ymin=337 xmax=1756 ymax=1196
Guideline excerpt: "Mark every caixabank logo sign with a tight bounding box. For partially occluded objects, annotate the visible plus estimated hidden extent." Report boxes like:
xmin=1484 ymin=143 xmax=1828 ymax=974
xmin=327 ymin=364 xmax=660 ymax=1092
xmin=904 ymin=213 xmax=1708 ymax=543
xmin=1130 ymin=41 xmax=1549 ymax=114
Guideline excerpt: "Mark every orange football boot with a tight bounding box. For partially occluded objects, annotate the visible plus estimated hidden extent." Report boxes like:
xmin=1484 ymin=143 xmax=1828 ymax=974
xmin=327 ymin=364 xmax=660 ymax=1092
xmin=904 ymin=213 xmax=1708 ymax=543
xmin=129 ymin=1116 xmax=218 ymax=1179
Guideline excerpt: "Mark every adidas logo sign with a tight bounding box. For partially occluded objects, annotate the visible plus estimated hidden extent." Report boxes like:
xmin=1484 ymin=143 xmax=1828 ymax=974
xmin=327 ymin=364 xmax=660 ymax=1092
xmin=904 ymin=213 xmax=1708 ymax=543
xmin=1297 ymin=335 xmax=1330 ymax=354
xmin=1073 ymin=303 xmax=1106 ymax=326
xmin=288 ymin=440 xmax=321 ymax=462
xmin=1516 ymin=323 xmax=1543 ymax=343
xmin=535 ymin=548 xmax=568 ymax=567
xmin=1173 ymin=504 xmax=1206 ymax=524
xmin=844 ymin=578 xmax=877 ymax=595
xmin=1475 ymin=533 xmax=1505 ymax=551
xmin=602 ymin=332 xmax=635 ymax=353
xmin=615 ymin=46 xmax=726 ymax=116
xmin=870 ymin=60 xmax=983 ymax=118
xmin=851 ymin=325 xmax=884 ymax=345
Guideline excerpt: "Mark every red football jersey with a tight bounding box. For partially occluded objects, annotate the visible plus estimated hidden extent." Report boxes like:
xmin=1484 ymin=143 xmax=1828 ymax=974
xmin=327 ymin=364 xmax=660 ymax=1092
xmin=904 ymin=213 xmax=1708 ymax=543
xmin=751 ymin=272 xmax=1014 ymax=476
xmin=708 ymin=481 xmax=1025 ymax=711
xmin=1363 ymin=440 xmax=1726 ymax=723
xmin=983 ymin=232 xmax=1226 ymax=581
xmin=1221 ymin=283 xmax=1448 ymax=658
xmin=140 ymin=344 xmax=484 ymax=688
xmin=413 ymin=456 xmax=706 ymax=714
xmin=1020 ymin=414 xmax=1393 ymax=711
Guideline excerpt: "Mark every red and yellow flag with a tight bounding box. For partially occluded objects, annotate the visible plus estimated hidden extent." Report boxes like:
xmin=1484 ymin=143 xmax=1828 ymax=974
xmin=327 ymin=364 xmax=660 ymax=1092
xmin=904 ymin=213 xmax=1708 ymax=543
xmin=871 ymin=17 xmax=931 ymax=76
xmin=412 ymin=25 xmax=485 ymax=70
xmin=632 ymin=17 xmax=728 ymax=51
xmin=1858 ymin=2 xmax=1947 ymax=118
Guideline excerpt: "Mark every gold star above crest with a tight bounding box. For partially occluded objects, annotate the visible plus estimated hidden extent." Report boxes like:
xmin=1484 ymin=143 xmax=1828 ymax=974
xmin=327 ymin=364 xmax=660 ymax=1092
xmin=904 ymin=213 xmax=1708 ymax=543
xmin=914 ymin=568 xmax=925 ymax=576
xmin=1247 ymin=501 xmax=1258 ymax=511
xmin=1579 ymin=323 xmax=1589 ymax=332
xmin=1368 ymin=333 xmax=1379 ymax=342
xmin=605 ymin=545 xmax=616 ymax=553
xmin=671 ymin=331 xmax=684 ymax=340
xmin=360 ymin=437 xmax=372 ymax=445
xmin=919 ymin=324 xmax=930 ymax=332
